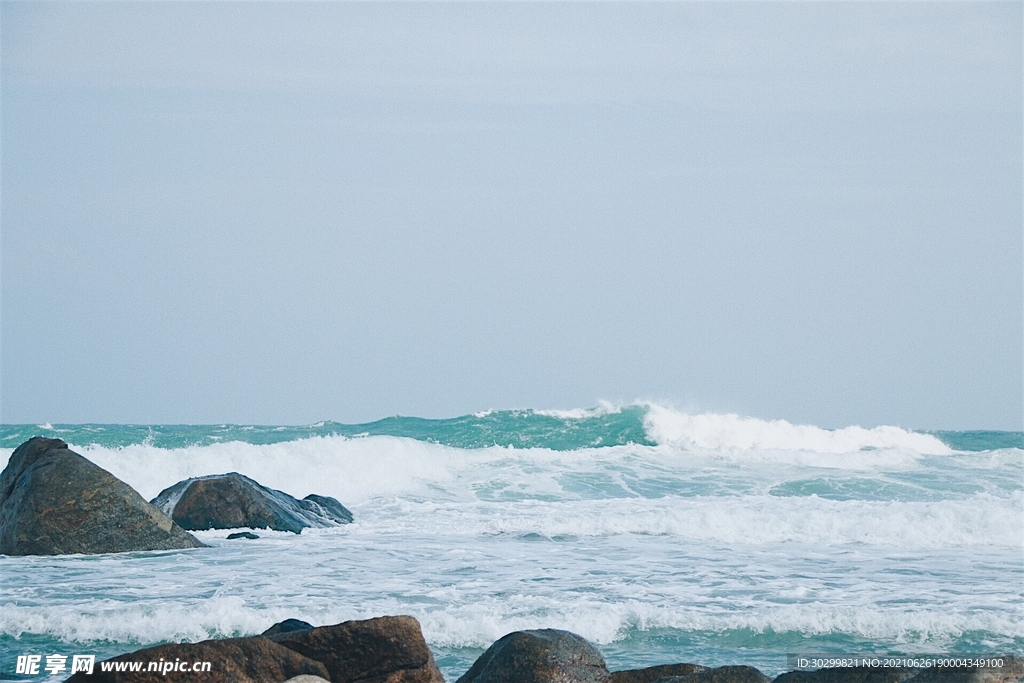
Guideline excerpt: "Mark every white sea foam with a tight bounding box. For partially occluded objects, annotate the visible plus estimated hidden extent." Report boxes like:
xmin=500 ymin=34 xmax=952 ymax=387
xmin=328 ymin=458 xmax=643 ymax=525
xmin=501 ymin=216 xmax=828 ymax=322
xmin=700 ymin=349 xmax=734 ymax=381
xmin=353 ymin=493 xmax=1023 ymax=548
xmin=644 ymin=405 xmax=953 ymax=454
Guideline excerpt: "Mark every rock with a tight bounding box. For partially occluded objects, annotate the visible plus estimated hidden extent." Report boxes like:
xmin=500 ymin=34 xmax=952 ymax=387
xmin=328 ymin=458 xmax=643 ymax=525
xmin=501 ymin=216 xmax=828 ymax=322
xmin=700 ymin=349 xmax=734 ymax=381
xmin=263 ymin=619 xmax=315 ymax=637
xmin=282 ymin=677 xmax=332 ymax=683
xmin=0 ymin=437 xmax=205 ymax=556
xmin=611 ymin=664 xmax=706 ymax=683
xmin=269 ymin=615 xmax=445 ymax=683
xmin=303 ymin=493 xmax=355 ymax=524
xmin=904 ymin=657 xmax=1024 ymax=683
xmin=456 ymin=629 xmax=610 ymax=683
xmin=656 ymin=666 xmax=770 ymax=683
xmin=150 ymin=473 xmax=353 ymax=533
xmin=773 ymin=668 xmax=918 ymax=683
xmin=228 ymin=531 xmax=260 ymax=540
xmin=64 ymin=636 xmax=329 ymax=683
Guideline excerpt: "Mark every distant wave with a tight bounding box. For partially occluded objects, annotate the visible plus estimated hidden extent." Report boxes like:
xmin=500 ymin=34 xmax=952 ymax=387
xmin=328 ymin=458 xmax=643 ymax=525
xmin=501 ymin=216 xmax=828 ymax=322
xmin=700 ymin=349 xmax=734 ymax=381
xmin=643 ymin=405 xmax=953 ymax=454
xmin=4 ymin=404 xmax=1010 ymax=455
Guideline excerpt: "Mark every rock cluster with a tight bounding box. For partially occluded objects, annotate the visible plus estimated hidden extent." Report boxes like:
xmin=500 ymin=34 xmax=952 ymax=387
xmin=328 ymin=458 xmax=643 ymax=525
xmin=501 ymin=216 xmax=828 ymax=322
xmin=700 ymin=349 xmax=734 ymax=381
xmin=63 ymin=620 xmax=1023 ymax=683
xmin=0 ymin=437 xmax=204 ymax=555
xmin=66 ymin=615 xmax=444 ymax=683
xmin=151 ymin=473 xmax=353 ymax=534
xmin=0 ymin=437 xmax=355 ymax=556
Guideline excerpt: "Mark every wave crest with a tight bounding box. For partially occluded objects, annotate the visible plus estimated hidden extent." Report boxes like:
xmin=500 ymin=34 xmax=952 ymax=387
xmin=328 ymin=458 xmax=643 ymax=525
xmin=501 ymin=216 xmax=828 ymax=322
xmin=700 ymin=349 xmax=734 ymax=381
xmin=643 ymin=406 xmax=952 ymax=454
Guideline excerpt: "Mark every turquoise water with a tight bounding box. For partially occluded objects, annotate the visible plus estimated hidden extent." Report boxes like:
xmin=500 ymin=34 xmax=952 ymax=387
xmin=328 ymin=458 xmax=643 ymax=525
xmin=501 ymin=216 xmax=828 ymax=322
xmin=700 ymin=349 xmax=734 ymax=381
xmin=1 ymin=405 xmax=1022 ymax=680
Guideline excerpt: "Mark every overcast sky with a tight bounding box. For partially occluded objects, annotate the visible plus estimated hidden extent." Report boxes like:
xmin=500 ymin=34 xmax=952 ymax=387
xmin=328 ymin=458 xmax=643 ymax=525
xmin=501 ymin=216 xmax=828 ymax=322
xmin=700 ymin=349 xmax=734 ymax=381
xmin=1 ymin=1 xmax=1021 ymax=429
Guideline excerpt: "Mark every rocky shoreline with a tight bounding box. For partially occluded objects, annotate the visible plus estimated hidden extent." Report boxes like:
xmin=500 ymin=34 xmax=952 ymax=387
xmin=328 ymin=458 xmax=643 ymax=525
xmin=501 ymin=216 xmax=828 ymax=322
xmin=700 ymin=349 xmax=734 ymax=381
xmin=62 ymin=615 xmax=1023 ymax=683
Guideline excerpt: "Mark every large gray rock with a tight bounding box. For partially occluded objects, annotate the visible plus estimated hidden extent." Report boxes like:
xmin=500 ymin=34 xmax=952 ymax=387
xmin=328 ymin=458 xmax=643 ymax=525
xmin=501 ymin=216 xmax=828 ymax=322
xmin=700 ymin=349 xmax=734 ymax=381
xmin=456 ymin=629 xmax=610 ymax=683
xmin=0 ymin=437 xmax=205 ymax=556
xmin=150 ymin=473 xmax=353 ymax=533
xmin=268 ymin=615 xmax=445 ymax=683
xmin=65 ymin=636 xmax=329 ymax=683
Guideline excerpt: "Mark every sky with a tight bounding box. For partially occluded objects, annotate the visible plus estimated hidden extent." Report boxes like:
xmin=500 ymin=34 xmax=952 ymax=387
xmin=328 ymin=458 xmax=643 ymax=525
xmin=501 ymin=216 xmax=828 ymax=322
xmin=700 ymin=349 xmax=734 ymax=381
xmin=1 ymin=1 xmax=1021 ymax=430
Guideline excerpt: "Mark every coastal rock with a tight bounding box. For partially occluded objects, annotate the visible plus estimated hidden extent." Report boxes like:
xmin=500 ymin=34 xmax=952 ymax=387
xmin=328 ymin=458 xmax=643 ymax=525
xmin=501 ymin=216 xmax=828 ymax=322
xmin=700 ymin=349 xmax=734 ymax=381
xmin=151 ymin=473 xmax=353 ymax=533
xmin=262 ymin=619 xmax=315 ymax=637
xmin=656 ymin=666 xmax=770 ymax=683
xmin=904 ymin=658 xmax=1024 ymax=683
xmin=611 ymin=664 xmax=706 ymax=683
xmin=456 ymin=629 xmax=610 ymax=683
xmin=269 ymin=615 xmax=444 ymax=683
xmin=64 ymin=636 xmax=329 ymax=683
xmin=773 ymin=668 xmax=918 ymax=683
xmin=228 ymin=531 xmax=260 ymax=540
xmin=0 ymin=437 xmax=205 ymax=556
xmin=303 ymin=493 xmax=355 ymax=524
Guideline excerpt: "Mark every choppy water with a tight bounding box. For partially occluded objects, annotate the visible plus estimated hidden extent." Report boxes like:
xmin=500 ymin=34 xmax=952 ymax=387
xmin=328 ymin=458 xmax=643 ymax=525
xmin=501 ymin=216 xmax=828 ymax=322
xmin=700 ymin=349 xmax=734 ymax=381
xmin=1 ymin=405 xmax=1022 ymax=680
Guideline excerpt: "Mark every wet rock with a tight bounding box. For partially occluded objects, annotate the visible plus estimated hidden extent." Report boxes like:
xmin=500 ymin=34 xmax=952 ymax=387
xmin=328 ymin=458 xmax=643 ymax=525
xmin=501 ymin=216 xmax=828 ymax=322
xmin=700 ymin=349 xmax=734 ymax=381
xmin=269 ymin=615 xmax=445 ymax=683
xmin=263 ymin=619 xmax=315 ymax=637
xmin=227 ymin=531 xmax=260 ymax=540
xmin=904 ymin=657 xmax=1024 ymax=683
xmin=0 ymin=437 xmax=205 ymax=556
xmin=65 ymin=636 xmax=329 ymax=683
xmin=773 ymin=668 xmax=919 ymax=683
xmin=303 ymin=493 xmax=354 ymax=524
xmin=456 ymin=629 xmax=610 ymax=683
xmin=656 ymin=666 xmax=770 ymax=683
xmin=151 ymin=473 xmax=353 ymax=533
xmin=611 ymin=664 xmax=706 ymax=683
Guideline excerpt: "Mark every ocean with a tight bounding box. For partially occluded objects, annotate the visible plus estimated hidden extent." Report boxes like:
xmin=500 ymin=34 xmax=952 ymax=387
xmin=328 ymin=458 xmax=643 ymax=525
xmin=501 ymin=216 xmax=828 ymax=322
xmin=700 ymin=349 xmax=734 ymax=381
xmin=1 ymin=404 xmax=1022 ymax=680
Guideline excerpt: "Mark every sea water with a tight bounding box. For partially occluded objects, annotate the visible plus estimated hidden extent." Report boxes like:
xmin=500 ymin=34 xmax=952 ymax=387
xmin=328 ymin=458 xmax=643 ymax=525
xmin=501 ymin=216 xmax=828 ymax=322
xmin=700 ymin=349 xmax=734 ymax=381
xmin=1 ymin=405 xmax=1022 ymax=680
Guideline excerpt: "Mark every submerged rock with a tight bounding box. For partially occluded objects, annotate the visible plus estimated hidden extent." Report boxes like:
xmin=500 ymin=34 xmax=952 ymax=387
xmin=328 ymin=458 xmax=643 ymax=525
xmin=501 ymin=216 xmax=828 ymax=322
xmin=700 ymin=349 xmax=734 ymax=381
xmin=456 ymin=629 xmax=610 ymax=683
xmin=268 ymin=615 xmax=445 ymax=683
xmin=227 ymin=531 xmax=260 ymax=540
xmin=151 ymin=473 xmax=353 ymax=533
xmin=65 ymin=636 xmax=329 ymax=683
xmin=0 ymin=437 xmax=205 ymax=556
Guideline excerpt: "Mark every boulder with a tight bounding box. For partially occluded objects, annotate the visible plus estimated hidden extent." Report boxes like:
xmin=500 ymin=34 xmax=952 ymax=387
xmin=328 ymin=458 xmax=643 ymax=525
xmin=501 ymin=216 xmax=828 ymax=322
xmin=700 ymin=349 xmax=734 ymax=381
xmin=0 ymin=437 xmax=205 ymax=556
xmin=283 ymin=677 xmax=332 ymax=683
xmin=64 ymin=636 xmax=329 ymax=683
xmin=150 ymin=473 xmax=353 ymax=533
xmin=904 ymin=658 xmax=1024 ymax=683
xmin=456 ymin=629 xmax=610 ymax=683
xmin=263 ymin=618 xmax=315 ymax=637
xmin=269 ymin=615 xmax=444 ymax=683
xmin=228 ymin=531 xmax=260 ymax=540
xmin=612 ymin=664 xmax=706 ymax=683
xmin=304 ymin=493 xmax=355 ymax=524
xmin=656 ymin=666 xmax=770 ymax=683
xmin=773 ymin=668 xmax=918 ymax=683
